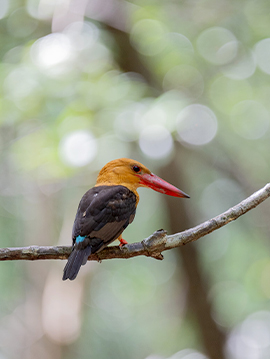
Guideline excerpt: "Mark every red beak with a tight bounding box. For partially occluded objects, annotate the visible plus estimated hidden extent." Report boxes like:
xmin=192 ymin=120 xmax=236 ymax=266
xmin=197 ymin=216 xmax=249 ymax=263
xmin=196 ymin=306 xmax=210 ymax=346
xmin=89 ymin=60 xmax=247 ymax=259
xmin=139 ymin=173 xmax=190 ymax=198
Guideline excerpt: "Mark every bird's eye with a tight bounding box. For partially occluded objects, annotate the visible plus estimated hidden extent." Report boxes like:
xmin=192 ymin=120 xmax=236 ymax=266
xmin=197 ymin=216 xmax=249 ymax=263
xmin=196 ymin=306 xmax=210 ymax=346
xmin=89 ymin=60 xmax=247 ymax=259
xmin=132 ymin=165 xmax=141 ymax=173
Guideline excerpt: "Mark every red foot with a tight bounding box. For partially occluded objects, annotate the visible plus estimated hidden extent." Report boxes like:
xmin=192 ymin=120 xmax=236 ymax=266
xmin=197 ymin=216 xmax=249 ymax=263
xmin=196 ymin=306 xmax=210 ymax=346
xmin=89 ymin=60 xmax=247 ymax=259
xmin=119 ymin=238 xmax=128 ymax=247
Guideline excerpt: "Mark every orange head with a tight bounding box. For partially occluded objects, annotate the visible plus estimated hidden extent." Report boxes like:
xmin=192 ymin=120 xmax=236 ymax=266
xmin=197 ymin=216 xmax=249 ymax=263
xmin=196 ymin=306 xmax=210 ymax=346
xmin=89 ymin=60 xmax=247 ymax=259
xmin=96 ymin=158 xmax=189 ymax=200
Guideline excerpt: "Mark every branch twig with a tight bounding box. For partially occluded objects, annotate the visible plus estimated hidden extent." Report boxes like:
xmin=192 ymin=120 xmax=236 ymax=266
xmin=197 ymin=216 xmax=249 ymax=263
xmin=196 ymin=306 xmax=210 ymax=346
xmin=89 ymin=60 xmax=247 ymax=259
xmin=1 ymin=183 xmax=270 ymax=262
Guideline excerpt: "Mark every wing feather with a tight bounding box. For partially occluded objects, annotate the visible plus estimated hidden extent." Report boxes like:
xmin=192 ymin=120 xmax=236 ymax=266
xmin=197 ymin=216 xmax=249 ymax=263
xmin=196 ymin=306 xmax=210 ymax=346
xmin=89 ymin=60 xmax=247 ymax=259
xmin=72 ymin=185 xmax=137 ymax=247
xmin=63 ymin=185 xmax=136 ymax=280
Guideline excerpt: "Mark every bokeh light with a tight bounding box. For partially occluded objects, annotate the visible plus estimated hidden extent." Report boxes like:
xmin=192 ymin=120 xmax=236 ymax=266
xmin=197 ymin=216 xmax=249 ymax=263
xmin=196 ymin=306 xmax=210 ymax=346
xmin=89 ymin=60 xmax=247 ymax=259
xmin=222 ymin=44 xmax=256 ymax=80
xmin=139 ymin=125 xmax=173 ymax=159
xmin=27 ymin=0 xmax=55 ymax=20
xmin=177 ymin=104 xmax=218 ymax=145
xmin=131 ymin=19 xmax=167 ymax=56
xmin=197 ymin=27 xmax=238 ymax=65
xmin=226 ymin=311 xmax=270 ymax=359
xmin=0 ymin=0 xmax=9 ymax=19
xmin=166 ymin=33 xmax=194 ymax=59
xmin=254 ymin=38 xmax=270 ymax=74
xmin=31 ymin=33 xmax=73 ymax=69
xmin=114 ymin=102 xmax=145 ymax=142
xmin=169 ymin=349 xmax=209 ymax=359
xmin=63 ymin=21 xmax=99 ymax=50
xmin=59 ymin=130 xmax=97 ymax=167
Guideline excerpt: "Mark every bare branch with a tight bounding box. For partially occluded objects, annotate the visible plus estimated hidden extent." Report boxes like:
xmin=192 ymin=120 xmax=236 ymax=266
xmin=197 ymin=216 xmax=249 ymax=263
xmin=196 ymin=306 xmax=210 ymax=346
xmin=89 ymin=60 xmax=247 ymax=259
xmin=1 ymin=183 xmax=270 ymax=262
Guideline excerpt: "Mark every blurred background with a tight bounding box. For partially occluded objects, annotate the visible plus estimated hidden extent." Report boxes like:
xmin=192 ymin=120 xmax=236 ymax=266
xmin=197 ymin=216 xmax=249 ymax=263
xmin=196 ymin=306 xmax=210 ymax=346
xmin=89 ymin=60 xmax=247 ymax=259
xmin=1 ymin=0 xmax=270 ymax=358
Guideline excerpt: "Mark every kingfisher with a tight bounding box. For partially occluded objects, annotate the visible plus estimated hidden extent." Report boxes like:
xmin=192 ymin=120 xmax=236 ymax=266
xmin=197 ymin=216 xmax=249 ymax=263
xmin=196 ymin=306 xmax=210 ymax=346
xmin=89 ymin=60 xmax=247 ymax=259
xmin=63 ymin=158 xmax=189 ymax=280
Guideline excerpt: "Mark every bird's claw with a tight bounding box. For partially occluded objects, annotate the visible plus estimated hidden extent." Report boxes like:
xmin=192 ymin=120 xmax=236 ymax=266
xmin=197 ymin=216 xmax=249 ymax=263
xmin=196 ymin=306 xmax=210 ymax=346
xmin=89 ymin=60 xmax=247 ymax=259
xmin=119 ymin=238 xmax=128 ymax=247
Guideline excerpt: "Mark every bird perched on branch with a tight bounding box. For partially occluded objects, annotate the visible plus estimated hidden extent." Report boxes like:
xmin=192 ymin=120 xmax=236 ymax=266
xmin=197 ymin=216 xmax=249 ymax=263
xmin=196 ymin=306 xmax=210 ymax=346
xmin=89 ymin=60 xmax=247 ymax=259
xmin=63 ymin=158 xmax=189 ymax=280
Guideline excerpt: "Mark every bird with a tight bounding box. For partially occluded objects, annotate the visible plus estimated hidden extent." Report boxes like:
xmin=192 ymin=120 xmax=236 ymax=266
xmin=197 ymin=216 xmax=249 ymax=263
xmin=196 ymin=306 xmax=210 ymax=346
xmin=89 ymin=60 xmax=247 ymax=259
xmin=63 ymin=158 xmax=189 ymax=280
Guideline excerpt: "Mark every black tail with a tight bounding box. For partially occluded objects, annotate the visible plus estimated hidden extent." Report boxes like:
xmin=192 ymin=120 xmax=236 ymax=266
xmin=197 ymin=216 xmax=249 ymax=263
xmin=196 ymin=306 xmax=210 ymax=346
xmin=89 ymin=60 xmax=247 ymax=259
xmin=62 ymin=246 xmax=92 ymax=281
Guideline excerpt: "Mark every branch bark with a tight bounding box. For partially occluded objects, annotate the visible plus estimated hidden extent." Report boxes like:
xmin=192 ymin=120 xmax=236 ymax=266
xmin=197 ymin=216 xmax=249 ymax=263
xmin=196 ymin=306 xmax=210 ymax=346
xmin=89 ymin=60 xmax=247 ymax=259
xmin=1 ymin=183 xmax=270 ymax=262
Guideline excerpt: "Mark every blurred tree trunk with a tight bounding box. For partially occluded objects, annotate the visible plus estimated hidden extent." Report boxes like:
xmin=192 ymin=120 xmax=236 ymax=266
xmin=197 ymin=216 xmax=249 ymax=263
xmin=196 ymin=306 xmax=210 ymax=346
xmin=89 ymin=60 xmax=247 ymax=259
xmin=108 ymin=24 xmax=226 ymax=358
xmin=106 ymin=25 xmax=162 ymax=93
xmin=160 ymin=144 xmax=226 ymax=359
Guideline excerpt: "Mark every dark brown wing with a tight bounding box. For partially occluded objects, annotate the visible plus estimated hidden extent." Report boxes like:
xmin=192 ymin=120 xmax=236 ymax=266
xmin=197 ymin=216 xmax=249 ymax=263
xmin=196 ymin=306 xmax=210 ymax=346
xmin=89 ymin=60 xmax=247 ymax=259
xmin=63 ymin=185 xmax=137 ymax=281
xmin=72 ymin=185 xmax=137 ymax=251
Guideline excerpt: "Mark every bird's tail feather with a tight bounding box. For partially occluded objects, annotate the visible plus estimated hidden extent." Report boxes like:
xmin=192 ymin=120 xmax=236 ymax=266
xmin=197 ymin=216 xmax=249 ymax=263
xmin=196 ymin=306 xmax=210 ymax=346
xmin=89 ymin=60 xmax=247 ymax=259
xmin=62 ymin=246 xmax=92 ymax=281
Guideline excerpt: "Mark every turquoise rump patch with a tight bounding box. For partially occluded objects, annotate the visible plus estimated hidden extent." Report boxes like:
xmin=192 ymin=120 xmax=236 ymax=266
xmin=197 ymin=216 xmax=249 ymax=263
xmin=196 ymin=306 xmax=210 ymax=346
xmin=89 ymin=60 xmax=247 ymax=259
xmin=76 ymin=235 xmax=86 ymax=243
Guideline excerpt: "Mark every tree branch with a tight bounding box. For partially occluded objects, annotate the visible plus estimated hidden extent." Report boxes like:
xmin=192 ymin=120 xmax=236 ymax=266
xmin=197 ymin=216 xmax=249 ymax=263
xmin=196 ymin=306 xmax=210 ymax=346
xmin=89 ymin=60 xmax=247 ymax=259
xmin=1 ymin=183 xmax=270 ymax=262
